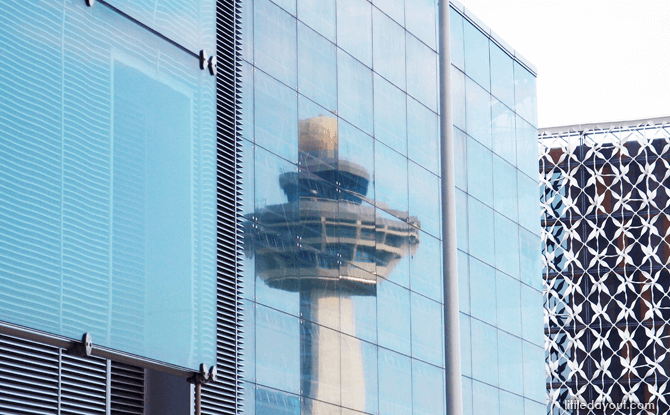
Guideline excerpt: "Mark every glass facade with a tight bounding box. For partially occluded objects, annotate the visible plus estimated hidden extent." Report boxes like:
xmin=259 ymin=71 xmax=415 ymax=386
xmin=0 ymin=0 xmax=217 ymax=370
xmin=450 ymin=6 xmax=545 ymax=415
xmin=242 ymin=0 xmax=446 ymax=413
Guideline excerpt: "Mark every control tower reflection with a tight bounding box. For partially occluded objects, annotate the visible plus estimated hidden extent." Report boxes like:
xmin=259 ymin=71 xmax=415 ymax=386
xmin=246 ymin=115 xmax=419 ymax=410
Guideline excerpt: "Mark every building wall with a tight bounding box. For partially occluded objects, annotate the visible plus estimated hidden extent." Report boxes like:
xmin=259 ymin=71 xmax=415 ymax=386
xmin=449 ymin=5 xmax=545 ymax=415
xmin=239 ymin=0 xmax=446 ymax=413
xmin=541 ymin=120 xmax=670 ymax=414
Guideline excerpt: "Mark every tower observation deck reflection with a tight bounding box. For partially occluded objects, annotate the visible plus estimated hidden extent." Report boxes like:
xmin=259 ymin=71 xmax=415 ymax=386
xmin=246 ymin=115 xmax=420 ymax=410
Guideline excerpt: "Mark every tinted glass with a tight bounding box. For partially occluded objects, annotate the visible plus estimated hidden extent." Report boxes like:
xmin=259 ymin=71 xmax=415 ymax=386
xmin=467 ymin=136 xmax=493 ymax=207
xmin=463 ymin=21 xmax=490 ymax=91
xmin=493 ymin=155 xmax=518 ymax=222
xmin=337 ymin=0 xmax=372 ymax=67
xmin=460 ymin=315 xmax=472 ymax=377
xmin=523 ymin=341 xmax=546 ymax=402
xmin=341 ymin=335 xmax=379 ymax=413
xmin=516 ymin=115 xmax=539 ymax=180
xmin=452 ymin=67 xmax=466 ymax=131
xmin=468 ymin=197 xmax=494 ymax=266
xmin=519 ymin=228 xmax=541 ymax=290
xmin=471 ymin=320 xmax=499 ymax=386
xmin=373 ymin=0 xmax=404 ymax=26
xmin=0 ymin=0 xmax=216 ymax=370
xmin=373 ymin=9 xmax=406 ymax=90
xmin=379 ymin=348 xmax=412 ymax=415
xmin=517 ymin=172 xmax=540 ymax=235
xmin=456 ymin=189 xmax=469 ymax=252
xmin=338 ymin=49 xmax=373 ymax=134
xmin=496 ymin=272 xmax=521 ymax=337
xmin=411 ymin=294 xmax=444 ymax=366
xmin=406 ymin=34 xmax=438 ymax=112
xmin=473 ymin=381 xmax=499 ymax=415
xmin=465 ymin=78 xmax=492 ymax=149
xmin=514 ymin=62 xmax=538 ymax=126
xmin=458 ymin=251 xmax=470 ymax=314
xmin=470 ymin=258 xmax=496 ymax=325
xmin=375 ymin=142 xmax=408 ymax=212
xmin=301 ymin=322 xmax=341 ymax=403
xmin=255 ymin=0 xmax=297 ymax=88
xmin=374 ymin=74 xmax=407 ymax=155
xmin=256 ymin=305 xmax=300 ymax=393
xmin=491 ymin=99 xmax=516 ymax=165
xmin=254 ymin=70 xmax=298 ymax=163
xmin=408 ymin=98 xmax=439 ymax=175
xmin=497 ymin=331 xmax=523 ymax=395
xmin=298 ymin=24 xmax=337 ymax=111
xmin=298 ymin=0 xmax=336 ymax=41
xmin=410 ymin=230 xmax=443 ymax=302
xmin=490 ymin=44 xmax=514 ymax=109
xmin=406 ymin=0 xmax=436 ymax=50
xmin=449 ymin=7 xmax=465 ymax=70
xmin=408 ymin=163 xmax=441 ymax=238
xmin=377 ymin=280 xmax=411 ymax=355
xmin=412 ymin=360 xmax=445 ymax=415
xmin=494 ymin=213 xmax=520 ymax=279
xmin=453 ymin=128 xmax=468 ymax=191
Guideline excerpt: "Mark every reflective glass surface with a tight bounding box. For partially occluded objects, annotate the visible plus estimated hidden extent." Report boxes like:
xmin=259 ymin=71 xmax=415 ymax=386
xmin=410 ymin=230 xmax=442 ymax=302
xmin=375 ymin=142 xmax=408 ymax=212
xmin=493 ymin=155 xmax=518 ymax=222
xmin=412 ymin=360 xmax=445 ymax=415
xmin=456 ymin=189 xmax=469 ymax=252
xmin=500 ymin=390 xmax=523 ymax=415
xmin=411 ymin=294 xmax=443 ymax=366
xmin=0 ymin=0 xmax=216 ymax=370
xmin=379 ymin=348 xmax=412 ymax=415
xmin=516 ymin=115 xmax=539 ymax=180
xmin=408 ymin=98 xmax=440 ymax=175
xmin=514 ymin=62 xmax=538 ymax=126
xmin=254 ymin=71 xmax=298 ymax=162
xmin=473 ymin=381 xmax=499 ymax=415
xmin=372 ymin=0 xmax=404 ymax=27
xmin=490 ymin=44 xmax=514 ymax=109
xmin=491 ymin=99 xmax=516 ymax=165
xmin=494 ymin=213 xmax=520 ymax=279
xmin=373 ymin=8 xmax=406 ymax=90
xmin=341 ymin=335 xmax=378 ymax=413
xmin=255 ymin=305 xmax=300 ymax=393
xmin=467 ymin=136 xmax=493 ymax=207
xmin=518 ymin=172 xmax=540 ymax=235
xmin=298 ymin=0 xmax=336 ymax=41
xmin=460 ymin=315 xmax=472 ymax=377
xmin=458 ymin=251 xmax=470 ymax=314
xmin=452 ymin=68 xmax=466 ymax=131
xmin=497 ymin=331 xmax=523 ymax=395
xmin=255 ymin=0 xmax=297 ymax=88
xmin=406 ymin=34 xmax=437 ymax=112
xmin=408 ymin=163 xmax=441 ymax=238
xmin=496 ymin=272 xmax=521 ymax=337
xmin=298 ymin=24 xmax=337 ymax=111
xmin=337 ymin=0 xmax=372 ymax=67
xmin=406 ymin=0 xmax=436 ymax=50
xmin=374 ymin=74 xmax=407 ymax=155
xmin=521 ymin=285 xmax=544 ymax=346
xmin=449 ymin=8 xmax=465 ymax=70
xmin=470 ymin=258 xmax=496 ymax=326
xmin=338 ymin=49 xmax=373 ymax=134
xmin=271 ymin=0 xmax=296 ymax=14
xmin=465 ymin=78 xmax=492 ymax=148
xmin=463 ymin=20 xmax=490 ymax=91
xmin=105 ymin=0 xmax=215 ymax=53
xmin=523 ymin=341 xmax=546 ymax=402
xmin=377 ymin=280 xmax=411 ymax=355
xmin=471 ymin=320 xmax=498 ymax=386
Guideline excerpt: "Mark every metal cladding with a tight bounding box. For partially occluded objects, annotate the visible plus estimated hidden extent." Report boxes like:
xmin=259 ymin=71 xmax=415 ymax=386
xmin=541 ymin=119 xmax=670 ymax=414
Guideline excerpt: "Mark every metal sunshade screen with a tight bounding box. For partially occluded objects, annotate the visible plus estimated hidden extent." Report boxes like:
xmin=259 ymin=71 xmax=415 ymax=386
xmin=201 ymin=0 xmax=244 ymax=413
xmin=541 ymin=122 xmax=670 ymax=414
xmin=60 ymin=354 xmax=107 ymax=415
xmin=0 ymin=334 xmax=59 ymax=414
xmin=110 ymin=362 xmax=145 ymax=415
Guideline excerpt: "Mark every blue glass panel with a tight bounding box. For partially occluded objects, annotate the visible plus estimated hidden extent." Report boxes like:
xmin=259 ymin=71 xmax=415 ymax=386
xmin=452 ymin=67 xmax=466 ymax=132
xmin=298 ymin=24 xmax=337 ymax=111
xmin=339 ymin=119 xmax=375 ymax=200
xmin=379 ymin=348 xmax=412 ymax=415
xmin=375 ymin=142 xmax=408 ymax=212
xmin=493 ymin=155 xmax=518 ymax=222
xmin=298 ymin=0 xmax=336 ymax=41
xmin=411 ymin=294 xmax=443 ymax=366
xmin=378 ymin=280 xmax=411 ymax=355
xmin=449 ymin=7 xmax=465 ymax=70
xmin=270 ymin=0 xmax=296 ymax=15
xmin=456 ymin=189 xmax=469 ymax=252
xmin=459 ymin=314 xmax=472 ymax=377
xmin=406 ymin=0 xmax=436 ymax=49
xmin=374 ymin=74 xmax=407 ymax=155
xmin=518 ymin=172 xmax=540 ymax=235
xmin=338 ymin=49 xmax=373 ymax=134
xmin=407 ymin=35 xmax=438 ymax=114
xmin=468 ymin=197 xmax=494 ymax=265
xmin=256 ymin=386 xmax=300 ymax=415
xmin=376 ymin=208 xmax=411 ymax=289
xmin=523 ymin=341 xmax=546 ymax=403
xmin=373 ymin=0 xmax=404 ymax=26
xmin=409 ymin=163 xmax=441 ymax=239
xmin=500 ymin=390 xmax=523 ymax=415
xmin=472 ymin=380 xmax=499 ymax=415
xmin=256 ymin=305 xmax=300 ymax=393
xmin=254 ymin=70 xmax=298 ymax=162
xmin=519 ymin=227 xmax=541 ymax=290
xmin=491 ymin=99 xmax=516 ymax=166
xmin=514 ymin=62 xmax=538 ymax=127
xmin=412 ymin=360 xmax=445 ymax=415
xmin=242 ymin=0 xmax=254 ymax=62
xmin=490 ymin=44 xmax=515 ymax=109
xmin=454 ymin=128 xmax=467 ymax=191
xmin=244 ymin=382 xmax=256 ymax=415
xmin=241 ymin=62 xmax=255 ymax=142
xmin=494 ymin=213 xmax=520 ymax=279
xmin=302 ymin=398 xmax=342 ymax=415
xmin=470 ymin=258 xmax=496 ymax=326
xmin=496 ymin=271 xmax=521 ymax=337
xmin=243 ymin=302 xmax=256 ymax=382
xmin=458 ymin=251 xmax=470 ymax=314
xmin=242 ymin=219 xmax=256 ymax=302
xmin=300 ymin=274 xmax=341 ymax=331
xmin=465 ymin=77 xmax=492 ymax=148
xmin=408 ymin=98 xmax=440 ymax=175
xmin=462 ymin=376 xmax=473 ymax=415
xmin=463 ymin=21 xmax=490 ymax=91
xmin=467 ymin=136 xmax=493 ymax=207
xmin=524 ymin=399 xmax=546 ymax=415
xmin=498 ymin=331 xmax=523 ymax=395
xmin=340 ymin=269 xmax=377 ymax=343
xmin=410 ymin=231 xmax=442 ymax=303
xmin=516 ymin=115 xmax=539 ymax=180
xmin=255 ymin=0 xmax=297 ymax=88
xmin=471 ymin=320 xmax=498 ymax=386
xmin=373 ymin=8 xmax=406 ymax=90
xmin=105 ymin=0 xmax=215 ymax=53
xmin=0 ymin=0 xmax=216 ymax=370
xmin=337 ymin=0 xmax=372 ymax=67
xmin=300 ymin=322 xmax=341 ymax=404
xmin=341 ymin=335 xmax=379 ymax=413
xmin=521 ymin=285 xmax=544 ymax=346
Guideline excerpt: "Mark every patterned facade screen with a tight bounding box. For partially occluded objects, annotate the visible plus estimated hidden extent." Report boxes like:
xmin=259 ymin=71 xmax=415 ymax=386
xmin=0 ymin=0 xmax=217 ymax=371
xmin=541 ymin=121 xmax=670 ymax=414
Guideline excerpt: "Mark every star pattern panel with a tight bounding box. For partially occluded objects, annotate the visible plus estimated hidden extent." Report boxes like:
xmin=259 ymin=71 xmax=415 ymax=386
xmin=540 ymin=121 xmax=670 ymax=415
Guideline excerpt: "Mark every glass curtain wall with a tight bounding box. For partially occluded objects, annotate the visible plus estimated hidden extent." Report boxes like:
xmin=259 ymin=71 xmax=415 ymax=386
xmin=240 ymin=0 xmax=445 ymax=414
xmin=449 ymin=6 xmax=546 ymax=415
xmin=0 ymin=0 xmax=216 ymax=370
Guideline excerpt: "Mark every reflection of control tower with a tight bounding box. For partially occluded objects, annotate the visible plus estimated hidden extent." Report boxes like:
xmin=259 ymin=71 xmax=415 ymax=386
xmin=247 ymin=115 xmax=419 ymax=409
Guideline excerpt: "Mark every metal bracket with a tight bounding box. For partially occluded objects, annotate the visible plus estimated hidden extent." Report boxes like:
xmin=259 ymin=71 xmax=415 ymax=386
xmin=85 ymin=0 xmax=95 ymax=6
xmin=199 ymin=50 xmax=217 ymax=76
xmin=187 ymin=363 xmax=218 ymax=385
xmin=66 ymin=332 xmax=93 ymax=357
xmin=208 ymin=56 xmax=217 ymax=76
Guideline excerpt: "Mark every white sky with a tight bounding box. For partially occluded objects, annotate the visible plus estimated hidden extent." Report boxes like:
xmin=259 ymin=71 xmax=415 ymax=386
xmin=457 ymin=0 xmax=670 ymax=128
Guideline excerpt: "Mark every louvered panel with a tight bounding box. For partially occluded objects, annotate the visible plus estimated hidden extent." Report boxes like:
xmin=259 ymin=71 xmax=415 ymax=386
xmin=201 ymin=0 xmax=244 ymax=413
xmin=60 ymin=354 xmax=107 ymax=415
xmin=0 ymin=334 xmax=59 ymax=415
xmin=110 ymin=361 xmax=144 ymax=415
